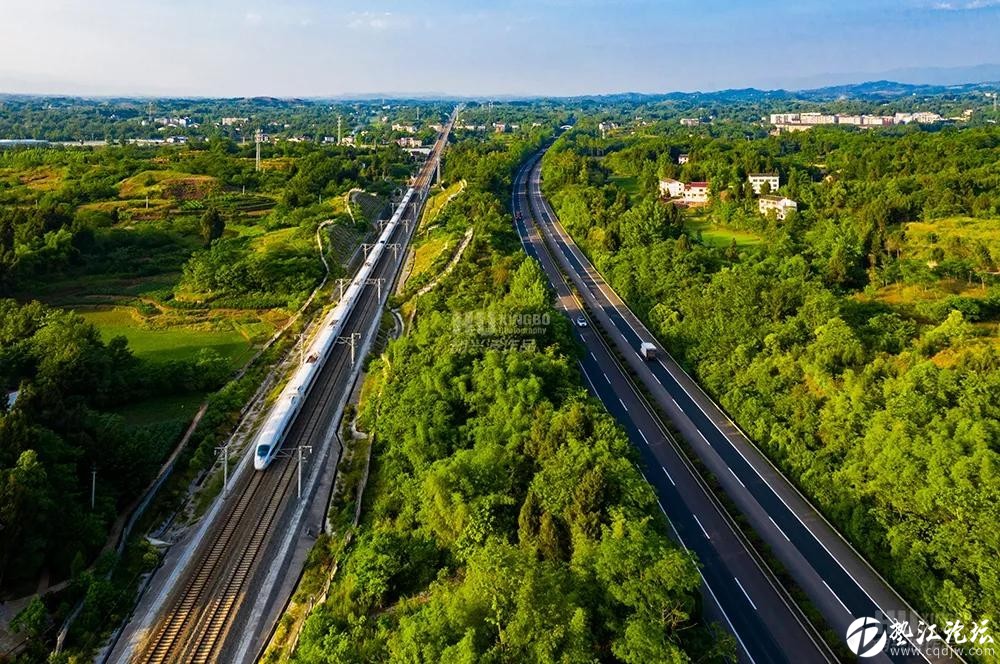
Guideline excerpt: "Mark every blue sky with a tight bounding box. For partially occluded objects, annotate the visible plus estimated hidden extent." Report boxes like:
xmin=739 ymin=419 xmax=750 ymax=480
xmin=1 ymin=0 xmax=999 ymax=96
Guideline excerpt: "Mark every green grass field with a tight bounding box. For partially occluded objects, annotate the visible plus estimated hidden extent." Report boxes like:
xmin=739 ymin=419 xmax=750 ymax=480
xmin=609 ymin=176 xmax=640 ymax=202
xmin=419 ymin=180 xmax=465 ymax=230
xmin=684 ymin=218 xmax=762 ymax=247
xmin=78 ymin=307 xmax=255 ymax=368
xmin=904 ymin=216 xmax=1000 ymax=260
xmin=409 ymin=235 xmax=452 ymax=280
xmin=113 ymin=392 xmax=205 ymax=427
xmin=118 ymin=170 xmax=219 ymax=199
xmin=26 ymin=273 xmax=181 ymax=304
xmin=0 ymin=165 xmax=67 ymax=192
xmin=251 ymin=227 xmax=301 ymax=253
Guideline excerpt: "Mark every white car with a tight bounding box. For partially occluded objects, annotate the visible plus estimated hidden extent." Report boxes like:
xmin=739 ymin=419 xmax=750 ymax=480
xmin=575 ymin=315 xmax=588 ymax=327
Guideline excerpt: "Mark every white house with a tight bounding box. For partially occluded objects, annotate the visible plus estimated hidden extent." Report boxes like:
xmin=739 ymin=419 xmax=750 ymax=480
xmin=799 ymin=113 xmax=836 ymax=125
xmin=677 ymin=153 xmax=690 ymax=165
xmin=759 ymin=195 xmax=798 ymax=220
xmin=659 ymin=178 xmax=686 ymax=198
xmin=910 ymin=112 xmax=943 ymax=124
xmin=862 ymin=115 xmax=893 ymax=127
xmin=397 ymin=137 xmax=422 ymax=148
xmin=683 ymin=182 xmax=710 ymax=204
xmin=748 ymin=173 xmax=780 ymax=195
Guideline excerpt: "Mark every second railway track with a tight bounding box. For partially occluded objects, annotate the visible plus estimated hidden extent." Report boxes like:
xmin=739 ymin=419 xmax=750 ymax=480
xmin=122 ymin=111 xmax=457 ymax=664
xmin=138 ymin=455 xmax=297 ymax=664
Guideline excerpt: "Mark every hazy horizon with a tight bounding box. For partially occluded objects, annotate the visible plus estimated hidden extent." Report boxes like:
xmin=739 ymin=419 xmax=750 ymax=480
xmin=2 ymin=1 xmax=1000 ymax=97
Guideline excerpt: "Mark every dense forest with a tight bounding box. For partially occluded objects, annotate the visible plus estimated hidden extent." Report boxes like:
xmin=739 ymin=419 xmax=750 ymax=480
xmin=541 ymin=122 xmax=1000 ymax=636
xmin=291 ymin=133 xmax=735 ymax=662
xmin=0 ymin=129 xmax=418 ymax=652
xmin=0 ymin=299 xmax=230 ymax=589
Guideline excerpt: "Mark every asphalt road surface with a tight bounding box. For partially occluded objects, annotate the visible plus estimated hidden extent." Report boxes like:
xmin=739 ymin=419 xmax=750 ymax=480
xmin=515 ymin=149 xmax=961 ymax=664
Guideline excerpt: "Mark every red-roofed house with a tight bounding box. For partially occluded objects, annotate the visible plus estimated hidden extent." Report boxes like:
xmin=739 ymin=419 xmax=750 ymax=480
xmin=683 ymin=182 xmax=710 ymax=204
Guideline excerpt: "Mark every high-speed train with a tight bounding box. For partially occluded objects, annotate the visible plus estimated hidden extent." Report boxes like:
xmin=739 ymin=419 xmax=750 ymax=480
xmin=252 ymin=187 xmax=417 ymax=470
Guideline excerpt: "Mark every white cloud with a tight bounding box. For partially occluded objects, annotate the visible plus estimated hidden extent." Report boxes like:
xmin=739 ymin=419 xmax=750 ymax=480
xmin=346 ymin=11 xmax=405 ymax=31
xmin=932 ymin=0 xmax=1000 ymax=9
xmin=245 ymin=12 xmax=262 ymax=25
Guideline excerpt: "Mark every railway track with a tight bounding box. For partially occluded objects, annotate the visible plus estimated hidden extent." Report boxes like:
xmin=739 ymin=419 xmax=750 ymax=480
xmin=131 ymin=271 xmax=384 ymax=663
xmin=125 ymin=114 xmax=455 ymax=664
xmin=185 ymin=457 xmax=297 ymax=663
xmin=138 ymin=456 xmax=296 ymax=664
xmin=131 ymin=242 xmax=389 ymax=663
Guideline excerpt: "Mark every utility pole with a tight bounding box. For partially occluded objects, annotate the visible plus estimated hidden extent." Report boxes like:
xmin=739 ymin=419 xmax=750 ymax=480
xmin=366 ymin=277 xmax=385 ymax=301
xmin=216 ymin=442 xmax=230 ymax=495
xmin=386 ymin=243 xmax=400 ymax=261
xmin=337 ymin=278 xmax=347 ymax=301
xmin=91 ymin=464 xmax=97 ymax=510
xmin=296 ymin=446 xmax=313 ymax=500
xmin=255 ymin=128 xmax=263 ymax=172
xmin=337 ymin=115 xmax=343 ymax=145
xmin=337 ymin=333 xmax=360 ymax=366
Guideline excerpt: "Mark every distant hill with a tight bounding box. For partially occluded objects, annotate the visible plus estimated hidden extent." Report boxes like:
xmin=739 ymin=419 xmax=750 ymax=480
xmin=779 ymin=63 xmax=1000 ymax=90
xmin=1 ymin=76 xmax=998 ymax=106
xmin=561 ymin=79 xmax=999 ymax=106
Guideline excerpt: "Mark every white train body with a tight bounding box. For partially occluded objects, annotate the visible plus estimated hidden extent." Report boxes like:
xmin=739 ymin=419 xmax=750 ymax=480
xmin=253 ymin=187 xmax=416 ymax=470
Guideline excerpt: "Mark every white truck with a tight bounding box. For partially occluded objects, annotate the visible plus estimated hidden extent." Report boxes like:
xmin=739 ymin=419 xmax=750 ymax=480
xmin=639 ymin=342 xmax=657 ymax=361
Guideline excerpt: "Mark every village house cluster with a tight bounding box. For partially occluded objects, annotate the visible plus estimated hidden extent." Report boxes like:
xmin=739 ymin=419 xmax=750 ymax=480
xmin=768 ymin=110 xmax=968 ymax=133
xmin=660 ymin=163 xmax=798 ymax=219
xmin=658 ymin=178 xmax=710 ymax=205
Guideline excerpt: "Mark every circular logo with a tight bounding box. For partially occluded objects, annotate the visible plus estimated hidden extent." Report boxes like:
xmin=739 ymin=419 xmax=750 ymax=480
xmin=846 ymin=617 xmax=888 ymax=658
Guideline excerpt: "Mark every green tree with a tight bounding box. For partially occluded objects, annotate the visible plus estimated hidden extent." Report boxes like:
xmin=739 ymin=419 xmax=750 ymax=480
xmin=200 ymin=207 xmax=225 ymax=245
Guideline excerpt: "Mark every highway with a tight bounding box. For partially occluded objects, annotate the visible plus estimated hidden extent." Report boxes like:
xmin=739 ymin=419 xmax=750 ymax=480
xmin=513 ymin=158 xmax=834 ymax=664
xmin=518 ymin=149 xmax=961 ymax=664
xmin=109 ymin=111 xmax=456 ymax=664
